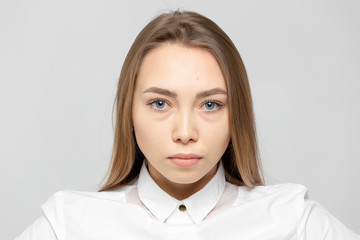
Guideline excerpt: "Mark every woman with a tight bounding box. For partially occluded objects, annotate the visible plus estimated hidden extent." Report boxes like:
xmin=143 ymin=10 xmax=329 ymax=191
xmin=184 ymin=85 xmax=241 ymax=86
xmin=17 ymin=10 xmax=359 ymax=240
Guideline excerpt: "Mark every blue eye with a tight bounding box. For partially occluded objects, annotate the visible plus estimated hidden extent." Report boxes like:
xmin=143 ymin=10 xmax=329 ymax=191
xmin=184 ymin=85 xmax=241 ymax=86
xmin=204 ymin=102 xmax=217 ymax=111
xmin=203 ymin=100 xmax=224 ymax=112
xmin=153 ymin=100 xmax=166 ymax=109
xmin=147 ymin=99 xmax=223 ymax=113
xmin=147 ymin=99 xmax=170 ymax=111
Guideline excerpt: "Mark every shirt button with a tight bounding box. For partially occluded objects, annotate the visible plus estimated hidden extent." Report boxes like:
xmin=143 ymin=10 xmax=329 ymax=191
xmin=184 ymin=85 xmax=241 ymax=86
xmin=178 ymin=204 xmax=187 ymax=212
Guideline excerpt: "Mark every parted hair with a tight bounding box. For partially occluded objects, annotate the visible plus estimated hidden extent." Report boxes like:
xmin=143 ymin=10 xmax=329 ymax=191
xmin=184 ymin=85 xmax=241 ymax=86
xmin=99 ymin=10 xmax=263 ymax=191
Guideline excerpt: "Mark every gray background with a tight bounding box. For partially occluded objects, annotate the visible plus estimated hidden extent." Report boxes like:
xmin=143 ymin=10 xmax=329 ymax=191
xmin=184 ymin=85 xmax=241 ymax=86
xmin=1 ymin=0 xmax=359 ymax=239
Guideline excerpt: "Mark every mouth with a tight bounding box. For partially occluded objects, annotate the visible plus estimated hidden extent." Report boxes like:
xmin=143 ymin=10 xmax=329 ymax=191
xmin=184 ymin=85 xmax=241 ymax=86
xmin=168 ymin=153 xmax=203 ymax=167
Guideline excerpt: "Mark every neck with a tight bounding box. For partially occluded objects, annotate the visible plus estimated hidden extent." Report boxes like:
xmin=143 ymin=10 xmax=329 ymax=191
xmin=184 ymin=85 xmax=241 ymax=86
xmin=148 ymin=165 xmax=217 ymax=200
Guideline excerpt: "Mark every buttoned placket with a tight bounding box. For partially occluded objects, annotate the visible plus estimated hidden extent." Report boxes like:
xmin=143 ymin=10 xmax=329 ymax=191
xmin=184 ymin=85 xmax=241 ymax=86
xmin=164 ymin=202 xmax=198 ymax=239
xmin=166 ymin=202 xmax=192 ymax=225
xmin=136 ymin=161 xmax=226 ymax=239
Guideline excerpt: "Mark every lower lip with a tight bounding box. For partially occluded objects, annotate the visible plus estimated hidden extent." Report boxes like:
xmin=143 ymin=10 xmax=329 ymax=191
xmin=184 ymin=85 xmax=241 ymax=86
xmin=169 ymin=158 xmax=202 ymax=167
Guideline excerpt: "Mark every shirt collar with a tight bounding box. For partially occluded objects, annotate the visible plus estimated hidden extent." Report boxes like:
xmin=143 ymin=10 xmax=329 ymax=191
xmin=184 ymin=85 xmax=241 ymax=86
xmin=137 ymin=161 xmax=226 ymax=224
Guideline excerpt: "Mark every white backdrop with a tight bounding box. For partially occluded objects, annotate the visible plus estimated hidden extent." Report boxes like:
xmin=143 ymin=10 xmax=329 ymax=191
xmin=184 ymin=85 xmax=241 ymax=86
xmin=1 ymin=0 xmax=359 ymax=239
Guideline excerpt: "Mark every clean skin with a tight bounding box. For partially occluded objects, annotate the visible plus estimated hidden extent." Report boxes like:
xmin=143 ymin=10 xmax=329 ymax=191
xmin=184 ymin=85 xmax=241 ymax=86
xmin=132 ymin=43 xmax=230 ymax=200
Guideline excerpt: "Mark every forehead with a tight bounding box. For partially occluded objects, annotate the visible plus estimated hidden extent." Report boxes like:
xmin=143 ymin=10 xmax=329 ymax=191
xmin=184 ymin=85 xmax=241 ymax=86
xmin=136 ymin=44 xmax=226 ymax=90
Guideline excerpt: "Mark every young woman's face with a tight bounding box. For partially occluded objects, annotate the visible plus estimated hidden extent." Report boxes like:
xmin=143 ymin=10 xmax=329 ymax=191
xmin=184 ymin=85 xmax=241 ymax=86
xmin=132 ymin=44 xmax=230 ymax=192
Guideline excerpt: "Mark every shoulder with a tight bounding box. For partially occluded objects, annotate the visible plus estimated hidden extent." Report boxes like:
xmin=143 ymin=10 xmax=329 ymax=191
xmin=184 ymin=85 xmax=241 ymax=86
xmin=219 ymin=183 xmax=360 ymax=238
xmin=225 ymin=183 xmax=307 ymax=237
xmin=41 ymin=186 xmax=131 ymax=215
xmin=233 ymin=182 xmax=308 ymax=205
xmin=41 ymin=184 xmax=137 ymax=236
xmin=232 ymin=183 xmax=309 ymax=226
xmin=43 ymin=184 xmax=133 ymax=208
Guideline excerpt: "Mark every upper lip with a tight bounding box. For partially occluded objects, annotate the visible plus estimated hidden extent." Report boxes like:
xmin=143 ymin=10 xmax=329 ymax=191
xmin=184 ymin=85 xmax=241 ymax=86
xmin=168 ymin=153 xmax=203 ymax=159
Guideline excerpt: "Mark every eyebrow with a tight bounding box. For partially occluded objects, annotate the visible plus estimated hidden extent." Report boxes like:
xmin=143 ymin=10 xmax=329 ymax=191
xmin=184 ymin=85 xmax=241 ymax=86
xmin=143 ymin=87 xmax=227 ymax=99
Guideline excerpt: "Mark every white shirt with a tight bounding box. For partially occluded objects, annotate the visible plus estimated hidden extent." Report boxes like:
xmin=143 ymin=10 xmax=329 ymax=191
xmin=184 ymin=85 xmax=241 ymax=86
xmin=16 ymin=163 xmax=359 ymax=240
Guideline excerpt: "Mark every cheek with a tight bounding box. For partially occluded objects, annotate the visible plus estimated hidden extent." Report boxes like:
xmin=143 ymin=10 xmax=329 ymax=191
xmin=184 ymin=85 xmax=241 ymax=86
xmin=133 ymin=108 xmax=166 ymax=154
xmin=208 ymin=128 xmax=230 ymax=149
xmin=199 ymin=124 xmax=230 ymax=161
xmin=203 ymin=115 xmax=230 ymax=142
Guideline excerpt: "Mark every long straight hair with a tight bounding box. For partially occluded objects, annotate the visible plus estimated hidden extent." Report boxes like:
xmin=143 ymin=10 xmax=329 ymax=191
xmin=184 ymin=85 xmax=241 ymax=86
xmin=99 ymin=10 xmax=263 ymax=191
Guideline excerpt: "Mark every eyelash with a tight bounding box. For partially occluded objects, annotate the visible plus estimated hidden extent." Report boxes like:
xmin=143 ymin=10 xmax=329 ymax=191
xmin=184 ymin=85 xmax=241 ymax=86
xmin=146 ymin=98 xmax=225 ymax=113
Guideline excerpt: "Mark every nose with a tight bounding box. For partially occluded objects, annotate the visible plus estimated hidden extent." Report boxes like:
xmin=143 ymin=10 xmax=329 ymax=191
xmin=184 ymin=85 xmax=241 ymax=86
xmin=172 ymin=109 xmax=198 ymax=144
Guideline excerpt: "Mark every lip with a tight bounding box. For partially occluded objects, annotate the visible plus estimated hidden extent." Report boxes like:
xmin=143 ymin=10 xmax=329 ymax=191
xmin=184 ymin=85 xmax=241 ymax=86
xmin=168 ymin=153 xmax=203 ymax=159
xmin=168 ymin=153 xmax=203 ymax=167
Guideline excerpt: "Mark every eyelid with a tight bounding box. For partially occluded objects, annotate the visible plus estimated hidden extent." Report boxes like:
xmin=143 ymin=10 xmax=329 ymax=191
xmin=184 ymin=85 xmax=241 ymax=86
xmin=200 ymin=99 xmax=225 ymax=112
xmin=145 ymin=98 xmax=225 ymax=113
xmin=146 ymin=98 xmax=171 ymax=112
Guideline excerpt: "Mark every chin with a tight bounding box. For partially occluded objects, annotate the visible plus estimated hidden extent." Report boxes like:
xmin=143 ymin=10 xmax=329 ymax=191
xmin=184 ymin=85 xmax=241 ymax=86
xmin=167 ymin=174 xmax=205 ymax=185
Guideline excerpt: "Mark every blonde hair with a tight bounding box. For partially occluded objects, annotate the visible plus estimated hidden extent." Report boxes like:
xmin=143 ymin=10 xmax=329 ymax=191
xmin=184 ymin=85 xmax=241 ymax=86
xmin=99 ymin=10 xmax=263 ymax=191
